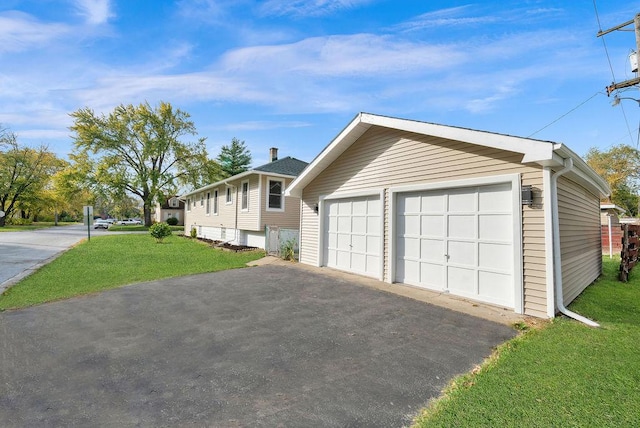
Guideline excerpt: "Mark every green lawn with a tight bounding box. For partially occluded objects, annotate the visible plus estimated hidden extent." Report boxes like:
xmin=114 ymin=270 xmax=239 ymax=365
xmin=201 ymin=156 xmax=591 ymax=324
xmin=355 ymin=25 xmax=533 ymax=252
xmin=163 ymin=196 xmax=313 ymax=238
xmin=413 ymin=257 xmax=640 ymax=427
xmin=107 ymin=225 xmax=184 ymax=232
xmin=0 ymin=234 xmax=264 ymax=310
xmin=0 ymin=222 xmax=79 ymax=231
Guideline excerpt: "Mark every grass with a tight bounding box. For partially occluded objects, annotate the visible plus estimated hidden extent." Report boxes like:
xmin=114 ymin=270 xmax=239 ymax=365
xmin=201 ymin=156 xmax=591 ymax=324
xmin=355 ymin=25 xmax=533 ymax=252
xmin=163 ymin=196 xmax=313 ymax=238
xmin=0 ymin=222 xmax=79 ymax=231
xmin=107 ymin=225 xmax=184 ymax=232
xmin=413 ymin=256 xmax=640 ymax=428
xmin=0 ymin=234 xmax=265 ymax=310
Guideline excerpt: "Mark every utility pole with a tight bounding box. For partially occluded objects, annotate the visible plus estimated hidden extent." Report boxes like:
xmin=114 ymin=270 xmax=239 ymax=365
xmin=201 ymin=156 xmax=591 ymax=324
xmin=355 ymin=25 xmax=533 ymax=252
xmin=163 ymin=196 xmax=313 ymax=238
xmin=598 ymin=13 xmax=640 ymax=95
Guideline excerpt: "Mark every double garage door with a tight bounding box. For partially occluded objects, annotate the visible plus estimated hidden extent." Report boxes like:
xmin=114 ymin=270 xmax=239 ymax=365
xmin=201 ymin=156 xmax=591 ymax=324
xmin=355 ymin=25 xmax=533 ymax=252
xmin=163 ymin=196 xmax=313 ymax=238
xmin=323 ymin=183 xmax=515 ymax=308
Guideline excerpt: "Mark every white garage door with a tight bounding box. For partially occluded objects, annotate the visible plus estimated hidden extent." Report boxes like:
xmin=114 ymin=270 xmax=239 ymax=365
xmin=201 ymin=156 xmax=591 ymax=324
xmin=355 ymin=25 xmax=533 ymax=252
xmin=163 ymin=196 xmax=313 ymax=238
xmin=396 ymin=183 xmax=514 ymax=308
xmin=324 ymin=195 xmax=381 ymax=278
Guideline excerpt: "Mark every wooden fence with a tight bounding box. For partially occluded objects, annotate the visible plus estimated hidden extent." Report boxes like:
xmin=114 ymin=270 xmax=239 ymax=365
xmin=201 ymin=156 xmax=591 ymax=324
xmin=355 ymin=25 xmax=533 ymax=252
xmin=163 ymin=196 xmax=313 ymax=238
xmin=619 ymin=224 xmax=640 ymax=281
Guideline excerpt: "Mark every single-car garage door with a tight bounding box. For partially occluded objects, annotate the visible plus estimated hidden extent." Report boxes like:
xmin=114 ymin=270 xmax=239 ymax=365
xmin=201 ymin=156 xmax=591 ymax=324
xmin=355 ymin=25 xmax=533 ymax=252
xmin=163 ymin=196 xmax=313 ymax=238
xmin=395 ymin=183 xmax=514 ymax=308
xmin=324 ymin=195 xmax=381 ymax=278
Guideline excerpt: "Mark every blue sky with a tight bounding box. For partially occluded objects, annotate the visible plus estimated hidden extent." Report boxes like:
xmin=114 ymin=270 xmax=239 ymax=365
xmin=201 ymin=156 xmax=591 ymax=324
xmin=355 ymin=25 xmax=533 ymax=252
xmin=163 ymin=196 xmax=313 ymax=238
xmin=1 ymin=0 xmax=640 ymax=167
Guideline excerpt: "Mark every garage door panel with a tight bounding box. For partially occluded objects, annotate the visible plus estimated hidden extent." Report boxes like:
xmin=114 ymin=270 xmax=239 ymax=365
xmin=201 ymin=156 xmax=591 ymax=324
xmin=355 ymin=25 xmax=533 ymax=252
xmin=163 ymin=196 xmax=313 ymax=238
xmin=448 ymin=190 xmax=476 ymax=212
xmin=421 ymin=192 xmax=445 ymax=211
xmin=367 ymin=216 xmax=380 ymax=233
xmin=421 ymin=262 xmax=444 ymax=288
xmin=351 ymin=234 xmax=366 ymax=252
xmin=479 ymin=271 xmax=512 ymax=303
xmin=402 ymin=194 xmax=421 ymax=212
xmin=448 ymin=215 xmax=475 ymax=238
xmin=447 ymin=266 xmax=476 ymax=293
xmin=401 ymin=214 xmax=420 ymax=235
xmin=448 ymin=240 xmax=475 ymax=265
xmin=420 ymin=238 xmax=443 ymax=262
xmin=337 ymin=233 xmax=351 ymax=250
xmin=479 ymin=242 xmax=511 ymax=271
xmin=479 ymin=214 xmax=511 ymax=241
xmin=367 ymin=236 xmax=380 ymax=254
xmin=352 ymin=216 xmax=366 ymax=234
xmin=400 ymin=237 xmax=420 ymax=258
xmin=338 ymin=216 xmax=351 ymax=232
xmin=478 ymin=184 xmax=511 ymax=211
xmin=421 ymin=215 xmax=444 ymax=236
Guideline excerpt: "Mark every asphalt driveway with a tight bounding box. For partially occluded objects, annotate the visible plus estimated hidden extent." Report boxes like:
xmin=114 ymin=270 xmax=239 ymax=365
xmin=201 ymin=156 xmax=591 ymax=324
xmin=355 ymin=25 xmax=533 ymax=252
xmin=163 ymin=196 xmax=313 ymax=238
xmin=0 ymin=264 xmax=516 ymax=427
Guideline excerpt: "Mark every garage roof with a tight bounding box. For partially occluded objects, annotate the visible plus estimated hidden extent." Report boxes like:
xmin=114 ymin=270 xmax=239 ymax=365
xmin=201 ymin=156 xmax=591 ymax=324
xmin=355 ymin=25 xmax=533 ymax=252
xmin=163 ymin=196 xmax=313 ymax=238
xmin=286 ymin=112 xmax=609 ymax=198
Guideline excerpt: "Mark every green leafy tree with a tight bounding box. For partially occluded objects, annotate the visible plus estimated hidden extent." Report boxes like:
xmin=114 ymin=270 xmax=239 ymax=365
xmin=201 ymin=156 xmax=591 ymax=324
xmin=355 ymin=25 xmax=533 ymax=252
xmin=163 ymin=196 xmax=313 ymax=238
xmin=217 ymin=138 xmax=252 ymax=177
xmin=70 ymin=101 xmax=209 ymax=226
xmin=585 ymin=144 xmax=640 ymax=216
xmin=0 ymin=129 xmax=64 ymax=226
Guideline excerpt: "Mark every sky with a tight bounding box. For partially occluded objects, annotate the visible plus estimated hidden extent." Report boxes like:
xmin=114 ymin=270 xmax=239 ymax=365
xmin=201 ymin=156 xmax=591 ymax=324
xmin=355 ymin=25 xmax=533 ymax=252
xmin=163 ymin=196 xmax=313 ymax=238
xmin=2 ymin=0 xmax=640 ymax=168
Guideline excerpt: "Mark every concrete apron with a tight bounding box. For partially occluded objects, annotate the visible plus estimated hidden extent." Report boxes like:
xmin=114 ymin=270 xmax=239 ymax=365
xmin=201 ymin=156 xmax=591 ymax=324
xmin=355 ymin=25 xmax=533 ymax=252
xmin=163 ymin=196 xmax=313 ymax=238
xmin=248 ymin=256 xmax=528 ymax=327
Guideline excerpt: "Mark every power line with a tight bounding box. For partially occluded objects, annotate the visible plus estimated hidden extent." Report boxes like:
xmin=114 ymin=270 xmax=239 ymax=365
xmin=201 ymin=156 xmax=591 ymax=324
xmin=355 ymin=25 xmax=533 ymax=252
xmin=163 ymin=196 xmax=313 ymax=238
xmin=592 ymin=0 xmax=637 ymax=146
xmin=528 ymin=92 xmax=602 ymax=138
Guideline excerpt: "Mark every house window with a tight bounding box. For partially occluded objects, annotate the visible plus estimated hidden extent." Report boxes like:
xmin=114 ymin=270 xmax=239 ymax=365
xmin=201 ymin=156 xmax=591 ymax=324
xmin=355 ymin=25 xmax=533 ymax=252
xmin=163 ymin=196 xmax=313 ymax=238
xmin=205 ymin=192 xmax=211 ymax=215
xmin=241 ymin=181 xmax=249 ymax=211
xmin=200 ymin=193 xmax=204 ymax=207
xmin=169 ymin=197 xmax=178 ymax=208
xmin=267 ymin=178 xmax=284 ymax=211
xmin=187 ymin=198 xmax=191 ymax=211
xmin=226 ymin=187 xmax=232 ymax=204
xmin=213 ymin=189 xmax=219 ymax=215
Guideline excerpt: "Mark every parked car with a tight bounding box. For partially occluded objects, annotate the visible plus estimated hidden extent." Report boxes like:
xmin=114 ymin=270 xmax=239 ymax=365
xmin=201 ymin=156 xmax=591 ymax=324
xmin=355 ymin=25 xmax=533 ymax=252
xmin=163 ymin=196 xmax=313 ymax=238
xmin=94 ymin=219 xmax=110 ymax=229
xmin=117 ymin=218 xmax=142 ymax=225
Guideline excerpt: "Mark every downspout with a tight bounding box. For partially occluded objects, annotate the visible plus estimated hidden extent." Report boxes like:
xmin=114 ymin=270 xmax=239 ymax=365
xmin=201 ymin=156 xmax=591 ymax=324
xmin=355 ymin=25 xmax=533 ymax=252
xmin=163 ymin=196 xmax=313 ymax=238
xmin=550 ymin=158 xmax=600 ymax=327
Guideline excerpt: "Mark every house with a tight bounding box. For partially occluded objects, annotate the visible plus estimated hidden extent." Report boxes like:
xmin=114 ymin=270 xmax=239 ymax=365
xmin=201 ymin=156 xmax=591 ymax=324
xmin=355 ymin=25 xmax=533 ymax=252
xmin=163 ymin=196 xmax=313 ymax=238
xmin=286 ymin=113 xmax=610 ymax=321
xmin=153 ymin=196 xmax=185 ymax=225
xmin=182 ymin=148 xmax=308 ymax=249
xmin=600 ymin=204 xmax=625 ymax=257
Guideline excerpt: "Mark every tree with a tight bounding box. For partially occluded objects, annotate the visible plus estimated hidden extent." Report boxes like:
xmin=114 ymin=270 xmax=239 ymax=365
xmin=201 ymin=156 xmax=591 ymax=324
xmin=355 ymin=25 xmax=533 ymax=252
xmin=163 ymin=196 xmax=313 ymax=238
xmin=70 ymin=101 xmax=209 ymax=226
xmin=217 ymin=138 xmax=252 ymax=177
xmin=585 ymin=144 xmax=640 ymax=215
xmin=0 ymin=128 xmax=63 ymax=226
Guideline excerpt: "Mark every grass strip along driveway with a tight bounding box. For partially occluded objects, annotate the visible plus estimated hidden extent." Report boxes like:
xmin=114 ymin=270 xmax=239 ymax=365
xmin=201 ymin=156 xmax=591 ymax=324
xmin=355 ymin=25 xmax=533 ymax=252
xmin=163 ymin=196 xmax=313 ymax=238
xmin=414 ymin=257 xmax=640 ymax=427
xmin=0 ymin=234 xmax=264 ymax=310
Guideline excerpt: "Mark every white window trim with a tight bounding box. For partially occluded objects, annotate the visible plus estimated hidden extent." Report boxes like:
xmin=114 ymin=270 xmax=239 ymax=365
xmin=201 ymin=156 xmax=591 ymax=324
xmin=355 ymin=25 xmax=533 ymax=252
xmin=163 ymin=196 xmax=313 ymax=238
xmin=213 ymin=188 xmax=219 ymax=215
xmin=205 ymin=191 xmax=211 ymax=215
xmin=241 ymin=180 xmax=250 ymax=212
xmin=226 ymin=186 xmax=233 ymax=205
xmin=266 ymin=177 xmax=285 ymax=212
xmin=187 ymin=198 xmax=191 ymax=211
xmin=200 ymin=193 xmax=204 ymax=207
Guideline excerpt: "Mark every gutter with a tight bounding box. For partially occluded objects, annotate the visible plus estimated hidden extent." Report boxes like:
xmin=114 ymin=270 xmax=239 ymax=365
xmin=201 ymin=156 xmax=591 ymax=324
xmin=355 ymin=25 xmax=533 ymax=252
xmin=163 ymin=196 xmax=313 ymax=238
xmin=549 ymin=158 xmax=600 ymax=327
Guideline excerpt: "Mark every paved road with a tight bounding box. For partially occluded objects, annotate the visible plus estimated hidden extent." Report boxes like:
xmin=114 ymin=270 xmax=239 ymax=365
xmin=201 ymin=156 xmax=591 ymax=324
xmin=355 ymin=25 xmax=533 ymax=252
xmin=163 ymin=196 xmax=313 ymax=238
xmin=0 ymin=264 xmax=516 ymax=427
xmin=0 ymin=225 xmax=124 ymax=292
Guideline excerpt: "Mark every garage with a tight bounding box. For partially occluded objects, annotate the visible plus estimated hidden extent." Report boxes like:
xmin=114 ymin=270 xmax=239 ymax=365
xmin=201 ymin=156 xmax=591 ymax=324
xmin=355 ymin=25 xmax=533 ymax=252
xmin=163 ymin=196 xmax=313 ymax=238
xmin=287 ymin=113 xmax=610 ymax=319
xmin=395 ymin=183 xmax=515 ymax=308
xmin=323 ymin=194 xmax=381 ymax=278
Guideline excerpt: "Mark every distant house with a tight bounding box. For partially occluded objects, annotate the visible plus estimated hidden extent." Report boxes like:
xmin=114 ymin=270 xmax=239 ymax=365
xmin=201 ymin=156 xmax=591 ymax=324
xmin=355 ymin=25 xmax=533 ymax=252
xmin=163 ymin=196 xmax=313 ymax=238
xmin=153 ymin=196 xmax=185 ymax=225
xmin=182 ymin=148 xmax=308 ymax=249
xmin=286 ymin=112 xmax=609 ymax=320
xmin=600 ymin=204 xmax=625 ymax=256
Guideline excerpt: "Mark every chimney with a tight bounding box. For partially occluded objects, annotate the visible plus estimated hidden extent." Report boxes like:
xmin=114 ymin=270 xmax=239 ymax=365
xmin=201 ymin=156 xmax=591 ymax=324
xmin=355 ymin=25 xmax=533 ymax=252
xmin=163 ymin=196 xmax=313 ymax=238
xmin=269 ymin=147 xmax=278 ymax=162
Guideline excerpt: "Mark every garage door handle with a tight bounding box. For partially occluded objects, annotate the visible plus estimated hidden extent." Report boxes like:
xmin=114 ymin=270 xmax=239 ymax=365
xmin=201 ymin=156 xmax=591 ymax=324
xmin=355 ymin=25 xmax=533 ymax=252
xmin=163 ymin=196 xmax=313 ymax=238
xmin=444 ymin=254 xmax=449 ymax=259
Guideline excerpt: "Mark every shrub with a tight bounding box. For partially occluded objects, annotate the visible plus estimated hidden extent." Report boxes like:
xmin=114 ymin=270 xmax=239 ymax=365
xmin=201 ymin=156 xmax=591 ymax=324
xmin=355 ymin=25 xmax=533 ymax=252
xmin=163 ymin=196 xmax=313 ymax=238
xmin=280 ymin=238 xmax=297 ymax=261
xmin=190 ymin=227 xmax=197 ymax=238
xmin=7 ymin=217 xmax=33 ymax=226
xmin=149 ymin=222 xmax=172 ymax=243
xmin=166 ymin=216 xmax=179 ymax=226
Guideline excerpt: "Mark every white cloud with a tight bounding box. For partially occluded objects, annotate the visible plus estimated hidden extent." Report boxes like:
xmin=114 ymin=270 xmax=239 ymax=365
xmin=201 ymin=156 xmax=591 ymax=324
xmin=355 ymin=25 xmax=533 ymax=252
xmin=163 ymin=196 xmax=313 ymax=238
xmin=259 ymin=0 xmax=373 ymax=17
xmin=0 ymin=11 xmax=69 ymax=53
xmin=73 ymin=0 xmax=114 ymax=25
xmin=394 ymin=6 xmax=500 ymax=32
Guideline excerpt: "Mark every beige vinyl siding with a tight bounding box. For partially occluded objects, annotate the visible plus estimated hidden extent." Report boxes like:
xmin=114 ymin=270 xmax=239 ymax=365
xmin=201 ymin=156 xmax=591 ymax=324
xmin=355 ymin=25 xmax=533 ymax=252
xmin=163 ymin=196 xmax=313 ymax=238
xmin=557 ymin=176 xmax=602 ymax=305
xmin=300 ymin=126 xmax=548 ymax=317
xmin=261 ymin=176 xmax=301 ymax=229
xmin=236 ymin=176 xmax=260 ymax=231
